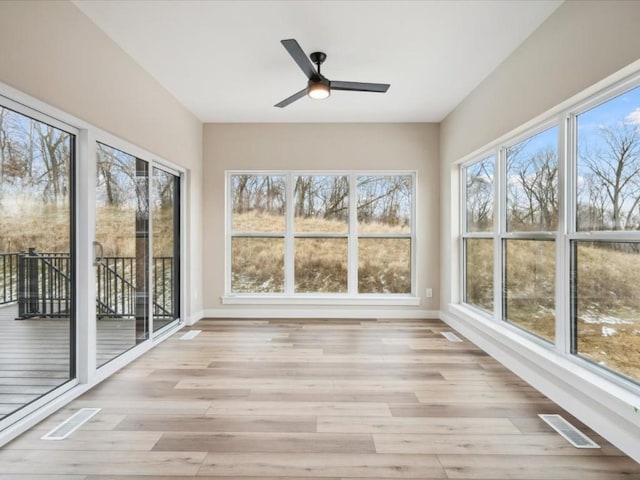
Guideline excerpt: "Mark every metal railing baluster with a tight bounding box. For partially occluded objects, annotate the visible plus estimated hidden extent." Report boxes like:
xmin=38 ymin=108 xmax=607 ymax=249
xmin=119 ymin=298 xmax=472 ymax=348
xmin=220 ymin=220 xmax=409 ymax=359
xmin=5 ymin=249 xmax=173 ymax=320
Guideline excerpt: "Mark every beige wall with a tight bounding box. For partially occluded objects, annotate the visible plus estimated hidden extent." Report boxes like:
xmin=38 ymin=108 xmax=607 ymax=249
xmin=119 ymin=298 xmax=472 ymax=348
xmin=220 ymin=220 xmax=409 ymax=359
xmin=203 ymin=123 xmax=440 ymax=314
xmin=0 ymin=1 xmax=203 ymax=318
xmin=439 ymin=0 xmax=640 ymax=309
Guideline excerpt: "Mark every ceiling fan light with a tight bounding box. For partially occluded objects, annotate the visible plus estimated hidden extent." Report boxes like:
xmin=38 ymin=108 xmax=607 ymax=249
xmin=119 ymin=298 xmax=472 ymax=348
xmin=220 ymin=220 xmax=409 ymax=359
xmin=308 ymin=81 xmax=330 ymax=100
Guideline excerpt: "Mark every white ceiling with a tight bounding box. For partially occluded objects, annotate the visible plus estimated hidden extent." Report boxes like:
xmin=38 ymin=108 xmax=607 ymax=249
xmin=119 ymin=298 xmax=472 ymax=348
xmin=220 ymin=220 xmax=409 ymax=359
xmin=73 ymin=0 xmax=562 ymax=123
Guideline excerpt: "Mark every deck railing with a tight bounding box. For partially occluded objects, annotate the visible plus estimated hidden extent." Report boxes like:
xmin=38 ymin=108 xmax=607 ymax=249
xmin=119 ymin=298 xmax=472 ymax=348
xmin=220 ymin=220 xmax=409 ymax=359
xmin=153 ymin=256 xmax=174 ymax=319
xmin=96 ymin=256 xmax=136 ymax=318
xmin=6 ymin=249 xmax=174 ymax=320
xmin=18 ymin=249 xmax=71 ymax=319
xmin=0 ymin=253 xmax=19 ymax=305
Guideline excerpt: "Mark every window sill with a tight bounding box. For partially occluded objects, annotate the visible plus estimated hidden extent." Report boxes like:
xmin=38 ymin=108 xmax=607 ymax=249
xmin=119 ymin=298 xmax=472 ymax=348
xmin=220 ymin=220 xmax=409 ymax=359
xmin=221 ymin=295 xmax=421 ymax=306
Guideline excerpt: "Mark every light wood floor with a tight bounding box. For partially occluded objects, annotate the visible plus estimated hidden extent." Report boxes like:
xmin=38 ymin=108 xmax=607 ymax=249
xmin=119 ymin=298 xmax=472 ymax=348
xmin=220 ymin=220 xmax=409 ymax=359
xmin=0 ymin=317 xmax=638 ymax=479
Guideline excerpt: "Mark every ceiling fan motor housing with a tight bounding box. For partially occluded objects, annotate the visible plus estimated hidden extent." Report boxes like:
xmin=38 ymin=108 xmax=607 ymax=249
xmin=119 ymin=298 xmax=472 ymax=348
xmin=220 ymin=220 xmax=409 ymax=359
xmin=307 ymin=76 xmax=330 ymax=99
xmin=309 ymin=76 xmax=330 ymax=88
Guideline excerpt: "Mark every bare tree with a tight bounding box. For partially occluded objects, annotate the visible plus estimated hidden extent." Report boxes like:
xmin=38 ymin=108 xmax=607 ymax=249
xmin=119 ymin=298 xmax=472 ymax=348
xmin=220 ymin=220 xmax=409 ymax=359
xmin=580 ymin=124 xmax=640 ymax=230
xmin=507 ymin=141 xmax=558 ymax=231
xmin=466 ymin=159 xmax=493 ymax=231
xmin=294 ymin=176 xmax=349 ymax=221
xmin=97 ymin=144 xmax=141 ymax=207
xmin=357 ymin=175 xmax=411 ymax=227
xmin=232 ymin=175 xmax=285 ymax=217
xmin=36 ymin=123 xmax=70 ymax=204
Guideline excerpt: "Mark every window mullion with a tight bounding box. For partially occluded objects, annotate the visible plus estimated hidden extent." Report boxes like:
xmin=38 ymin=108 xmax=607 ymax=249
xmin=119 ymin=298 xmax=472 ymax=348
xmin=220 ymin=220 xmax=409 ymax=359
xmin=225 ymin=172 xmax=232 ymax=296
xmin=285 ymin=173 xmax=295 ymax=295
xmin=148 ymin=164 xmax=155 ymax=337
xmin=494 ymin=147 xmax=505 ymax=323
xmin=348 ymin=173 xmax=358 ymax=295
xmin=410 ymin=172 xmax=417 ymax=296
xmin=556 ymin=114 xmax=570 ymax=355
xmin=460 ymin=166 xmax=467 ymax=305
xmin=565 ymin=112 xmax=579 ymax=356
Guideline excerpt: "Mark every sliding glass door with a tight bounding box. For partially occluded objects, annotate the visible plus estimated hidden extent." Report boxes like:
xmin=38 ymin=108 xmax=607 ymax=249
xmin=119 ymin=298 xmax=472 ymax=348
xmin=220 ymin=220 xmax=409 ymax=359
xmin=0 ymin=102 xmax=75 ymax=423
xmin=152 ymin=167 xmax=180 ymax=331
xmin=95 ymin=144 xmax=180 ymax=366
xmin=0 ymin=92 xmax=182 ymax=432
xmin=95 ymin=143 xmax=149 ymax=366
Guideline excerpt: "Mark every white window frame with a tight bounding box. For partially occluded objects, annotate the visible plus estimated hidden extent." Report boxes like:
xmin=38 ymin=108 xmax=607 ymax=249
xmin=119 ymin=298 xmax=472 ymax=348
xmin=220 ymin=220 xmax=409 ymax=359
xmin=457 ymin=69 xmax=640 ymax=394
xmin=460 ymin=153 xmax=497 ymax=316
xmin=224 ymin=170 xmax=418 ymax=305
xmin=566 ymin=76 xmax=640 ymax=386
xmin=0 ymin=93 xmax=81 ymax=433
xmin=500 ymin=121 xmax=560 ymax=345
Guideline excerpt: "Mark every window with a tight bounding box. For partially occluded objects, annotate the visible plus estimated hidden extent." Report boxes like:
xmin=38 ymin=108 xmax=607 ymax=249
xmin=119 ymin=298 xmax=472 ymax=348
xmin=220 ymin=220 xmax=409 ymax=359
xmin=463 ymin=127 xmax=559 ymax=342
xmin=357 ymin=175 xmax=412 ymax=294
xmin=231 ymin=175 xmax=285 ymax=293
xmin=571 ymin=84 xmax=640 ymax=382
xmin=503 ymin=126 xmax=558 ymax=342
xmin=294 ymin=175 xmax=348 ymax=293
xmin=228 ymin=172 xmax=415 ymax=296
xmin=572 ymin=241 xmax=640 ymax=381
xmin=503 ymin=238 xmax=555 ymax=341
xmin=0 ymin=100 xmax=75 ymax=423
xmin=576 ymin=86 xmax=640 ymax=232
xmin=462 ymin=156 xmax=495 ymax=311
xmin=461 ymin=77 xmax=640 ymax=385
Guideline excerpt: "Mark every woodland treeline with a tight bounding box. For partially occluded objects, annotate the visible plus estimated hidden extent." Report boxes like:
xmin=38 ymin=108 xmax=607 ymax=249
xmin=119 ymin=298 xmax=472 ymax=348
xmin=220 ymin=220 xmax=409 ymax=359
xmin=466 ymin=125 xmax=640 ymax=233
xmin=97 ymin=143 xmax=175 ymax=211
xmin=0 ymin=107 xmax=71 ymax=205
xmin=232 ymin=174 xmax=412 ymax=228
xmin=0 ymin=107 xmax=176 ymax=254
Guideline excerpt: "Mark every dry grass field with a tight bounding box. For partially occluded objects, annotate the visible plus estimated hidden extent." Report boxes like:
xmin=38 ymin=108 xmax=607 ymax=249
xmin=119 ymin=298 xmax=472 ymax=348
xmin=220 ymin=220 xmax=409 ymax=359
xmin=231 ymin=212 xmax=410 ymax=294
xmin=466 ymin=238 xmax=640 ymax=382
xmin=0 ymin=203 xmax=175 ymax=256
xmin=0 ymin=203 xmax=70 ymax=253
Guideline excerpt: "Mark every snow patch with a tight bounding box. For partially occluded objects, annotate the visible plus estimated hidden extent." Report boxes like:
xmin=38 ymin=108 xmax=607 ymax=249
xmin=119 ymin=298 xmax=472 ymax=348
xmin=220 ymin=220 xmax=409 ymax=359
xmin=580 ymin=313 xmax=634 ymax=326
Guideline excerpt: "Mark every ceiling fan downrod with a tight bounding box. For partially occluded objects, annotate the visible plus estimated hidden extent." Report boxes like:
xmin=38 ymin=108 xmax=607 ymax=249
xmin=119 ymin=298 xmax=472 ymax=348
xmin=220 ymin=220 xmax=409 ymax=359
xmin=309 ymin=51 xmax=327 ymax=77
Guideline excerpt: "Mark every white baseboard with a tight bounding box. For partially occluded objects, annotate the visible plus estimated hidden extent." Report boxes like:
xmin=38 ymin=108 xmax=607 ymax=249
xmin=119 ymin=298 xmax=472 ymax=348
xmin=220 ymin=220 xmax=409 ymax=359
xmin=187 ymin=310 xmax=204 ymax=325
xmin=440 ymin=306 xmax=640 ymax=463
xmin=202 ymin=307 xmax=437 ymax=319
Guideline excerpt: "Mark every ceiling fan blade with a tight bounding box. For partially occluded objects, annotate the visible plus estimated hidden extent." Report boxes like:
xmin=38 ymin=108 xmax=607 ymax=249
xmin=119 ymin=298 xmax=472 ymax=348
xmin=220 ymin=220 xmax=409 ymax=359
xmin=281 ymin=39 xmax=316 ymax=80
xmin=331 ymin=81 xmax=390 ymax=93
xmin=274 ymin=88 xmax=307 ymax=108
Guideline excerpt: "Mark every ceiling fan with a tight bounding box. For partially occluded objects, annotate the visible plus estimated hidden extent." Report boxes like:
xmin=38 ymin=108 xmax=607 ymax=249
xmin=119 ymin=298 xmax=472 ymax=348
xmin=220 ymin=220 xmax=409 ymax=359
xmin=274 ymin=38 xmax=390 ymax=108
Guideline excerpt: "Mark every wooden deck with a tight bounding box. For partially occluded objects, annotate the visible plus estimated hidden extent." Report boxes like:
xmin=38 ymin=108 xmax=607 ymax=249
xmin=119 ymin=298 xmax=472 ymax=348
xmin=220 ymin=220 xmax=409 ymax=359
xmin=0 ymin=317 xmax=638 ymax=478
xmin=0 ymin=303 xmax=136 ymax=420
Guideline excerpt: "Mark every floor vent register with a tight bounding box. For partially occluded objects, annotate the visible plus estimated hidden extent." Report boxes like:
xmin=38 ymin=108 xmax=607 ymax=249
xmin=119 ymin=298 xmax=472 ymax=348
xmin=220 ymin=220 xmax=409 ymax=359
xmin=41 ymin=407 xmax=101 ymax=440
xmin=539 ymin=414 xmax=600 ymax=448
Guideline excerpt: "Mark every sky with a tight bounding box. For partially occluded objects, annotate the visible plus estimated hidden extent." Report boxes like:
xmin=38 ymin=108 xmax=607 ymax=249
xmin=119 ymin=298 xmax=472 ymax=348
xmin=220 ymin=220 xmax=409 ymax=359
xmin=579 ymin=84 xmax=640 ymax=133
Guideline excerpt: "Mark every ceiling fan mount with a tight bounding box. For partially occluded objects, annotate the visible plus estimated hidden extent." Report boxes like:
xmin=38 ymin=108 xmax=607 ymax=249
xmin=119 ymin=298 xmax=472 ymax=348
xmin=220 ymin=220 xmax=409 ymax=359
xmin=309 ymin=51 xmax=327 ymax=70
xmin=275 ymin=39 xmax=390 ymax=108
